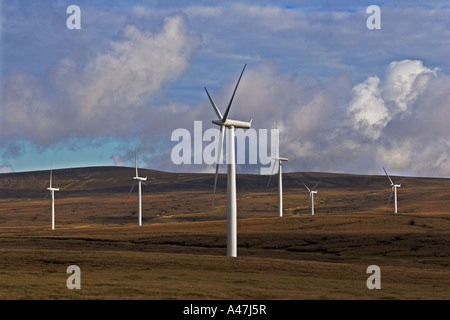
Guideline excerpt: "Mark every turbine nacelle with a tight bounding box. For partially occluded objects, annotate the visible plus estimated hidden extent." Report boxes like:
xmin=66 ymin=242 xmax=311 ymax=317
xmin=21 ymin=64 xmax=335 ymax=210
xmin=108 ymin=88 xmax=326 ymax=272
xmin=47 ymin=187 xmax=60 ymax=191
xmin=273 ymin=156 xmax=288 ymax=162
xmin=212 ymin=119 xmax=252 ymax=129
xmin=134 ymin=176 xmax=147 ymax=182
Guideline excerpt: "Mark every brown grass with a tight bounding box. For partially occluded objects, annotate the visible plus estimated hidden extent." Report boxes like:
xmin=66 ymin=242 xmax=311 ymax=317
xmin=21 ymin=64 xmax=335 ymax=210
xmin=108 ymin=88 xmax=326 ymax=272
xmin=0 ymin=168 xmax=449 ymax=299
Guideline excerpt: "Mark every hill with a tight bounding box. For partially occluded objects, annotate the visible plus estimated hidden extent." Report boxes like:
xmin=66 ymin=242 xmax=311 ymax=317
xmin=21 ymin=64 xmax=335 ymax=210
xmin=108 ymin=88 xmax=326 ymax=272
xmin=1 ymin=166 xmax=449 ymax=221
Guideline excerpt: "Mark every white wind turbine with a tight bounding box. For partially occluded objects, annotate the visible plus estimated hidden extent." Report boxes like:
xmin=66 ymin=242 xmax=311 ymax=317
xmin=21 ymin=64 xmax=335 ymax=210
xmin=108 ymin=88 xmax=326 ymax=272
xmin=205 ymin=63 xmax=252 ymax=257
xmin=300 ymin=180 xmax=321 ymax=215
xmin=46 ymin=167 xmax=60 ymax=230
xmin=267 ymin=128 xmax=288 ymax=217
xmin=383 ymin=167 xmax=406 ymax=214
xmin=129 ymin=151 xmax=147 ymax=226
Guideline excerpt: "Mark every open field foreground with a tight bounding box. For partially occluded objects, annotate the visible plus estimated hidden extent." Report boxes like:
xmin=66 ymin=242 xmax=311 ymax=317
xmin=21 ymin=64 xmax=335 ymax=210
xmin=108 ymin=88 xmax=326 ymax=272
xmin=0 ymin=167 xmax=449 ymax=300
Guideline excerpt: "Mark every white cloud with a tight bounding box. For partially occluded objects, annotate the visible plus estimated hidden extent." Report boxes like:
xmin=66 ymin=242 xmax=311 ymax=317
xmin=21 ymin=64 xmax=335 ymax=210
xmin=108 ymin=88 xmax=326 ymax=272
xmin=70 ymin=14 xmax=199 ymax=121
xmin=348 ymin=76 xmax=389 ymax=140
xmin=346 ymin=60 xmax=448 ymax=176
xmin=1 ymin=14 xmax=199 ymax=143
xmin=0 ymin=165 xmax=14 ymax=173
xmin=382 ymin=60 xmax=438 ymax=114
xmin=0 ymin=70 xmax=69 ymax=144
xmin=348 ymin=60 xmax=438 ymax=141
xmin=375 ymin=142 xmax=412 ymax=172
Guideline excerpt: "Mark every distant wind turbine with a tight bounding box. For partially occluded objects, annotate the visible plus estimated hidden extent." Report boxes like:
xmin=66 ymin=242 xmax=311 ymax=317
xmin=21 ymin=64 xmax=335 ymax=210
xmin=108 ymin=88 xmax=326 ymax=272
xmin=267 ymin=127 xmax=288 ymax=217
xmin=205 ymin=64 xmax=252 ymax=257
xmin=383 ymin=167 xmax=406 ymax=214
xmin=46 ymin=167 xmax=60 ymax=230
xmin=129 ymin=151 xmax=147 ymax=226
xmin=300 ymin=180 xmax=321 ymax=215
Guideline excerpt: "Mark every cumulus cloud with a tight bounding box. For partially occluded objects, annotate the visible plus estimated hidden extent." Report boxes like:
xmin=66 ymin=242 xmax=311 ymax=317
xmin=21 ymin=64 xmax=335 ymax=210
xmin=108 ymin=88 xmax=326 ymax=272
xmin=1 ymin=14 xmax=199 ymax=143
xmin=347 ymin=76 xmax=388 ymax=140
xmin=376 ymin=71 xmax=450 ymax=176
xmin=69 ymin=14 xmax=199 ymax=121
xmin=337 ymin=60 xmax=447 ymax=176
xmin=348 ymin=60 xmax=438 ymax=141
xmin=382 ymin=60 xmax=438 ymax=114
xmin=156 ymin=59 xmax=448 ymax=177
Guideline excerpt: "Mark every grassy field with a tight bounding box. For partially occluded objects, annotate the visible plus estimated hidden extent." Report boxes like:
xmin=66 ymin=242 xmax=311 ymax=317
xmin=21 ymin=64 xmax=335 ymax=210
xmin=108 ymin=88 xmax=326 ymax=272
xmin=0 ymin=168 xmax=449 ymax=300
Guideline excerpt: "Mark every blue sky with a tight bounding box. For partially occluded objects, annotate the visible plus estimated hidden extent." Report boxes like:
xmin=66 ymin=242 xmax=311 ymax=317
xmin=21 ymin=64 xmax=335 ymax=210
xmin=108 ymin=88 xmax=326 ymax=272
xmin=1 ymin=1 xmax=449 ymax=177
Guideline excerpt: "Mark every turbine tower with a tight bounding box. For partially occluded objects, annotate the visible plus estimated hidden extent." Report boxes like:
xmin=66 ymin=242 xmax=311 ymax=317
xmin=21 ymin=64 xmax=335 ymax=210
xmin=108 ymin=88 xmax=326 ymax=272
xmin=129 ymin=151 xmax=147 ymax=226
xmin=267 ymin=128 xmax=288 ymax=217
xmin=46 ymin=167 xmax=59 ymax=230
xmin=205 ymin=64 xmax=252 ymax=257
xmin=383 ymin=167 xmax=405 ymax=214
xmin=300 ymin=180 xmax=321 ymax=215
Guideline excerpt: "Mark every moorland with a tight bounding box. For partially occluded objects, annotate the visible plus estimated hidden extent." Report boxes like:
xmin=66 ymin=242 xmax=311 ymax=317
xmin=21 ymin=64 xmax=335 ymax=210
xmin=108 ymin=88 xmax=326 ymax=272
xmin=0 ymin=167 xmax=449 ymax=299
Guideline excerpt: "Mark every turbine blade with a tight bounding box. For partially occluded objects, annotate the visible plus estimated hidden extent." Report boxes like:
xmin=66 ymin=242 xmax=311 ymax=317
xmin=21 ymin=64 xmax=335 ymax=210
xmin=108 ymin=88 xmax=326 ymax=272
xmin=49 ymin=169 xmax=53 ymax=188
xmin=222 ymin=64 xmax=246 ymax=122
xmin=212 ymin=126 xmax=225 ymax=208
xmin=275 ymin=124 xmax=280 ymax=158
xmin=44 ymin=191 xmax=50 ymax=199
xmin=300 ymin=179 xmax=310 ymax=192
xmin=128 ymin=181 xmax=136 ymax=196
xmin=266 ymin=159 xmax=279 ymax=187
xmin=383 ymin=167 xmax=394 ymax=185
xmin=205 ymin=87 xmax=223 ymax=119
xmin=135 ymin=150 xmax=138 ymax=177
xmin=217 ymin=125 xmax=225 ymax=165
xmin=267 ymin=175 xmax=272 ymax=188
xmin=212 ymin=163 xmax=220 ymax=208
xmin=271 ymin=158 xmax=279 ymax=175
xmin=387 ymin=187 xmax=394 ymax=206
xmin=397 ymin=178 xmax=407 ymax=184
xmin=311 ymin=180 xmax=321 ymax=191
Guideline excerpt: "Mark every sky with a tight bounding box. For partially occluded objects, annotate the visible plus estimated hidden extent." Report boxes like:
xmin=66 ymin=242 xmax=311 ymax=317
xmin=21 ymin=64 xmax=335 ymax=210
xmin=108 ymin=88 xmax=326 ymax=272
xmin=1 ymin=0 xmax=449 ymax=178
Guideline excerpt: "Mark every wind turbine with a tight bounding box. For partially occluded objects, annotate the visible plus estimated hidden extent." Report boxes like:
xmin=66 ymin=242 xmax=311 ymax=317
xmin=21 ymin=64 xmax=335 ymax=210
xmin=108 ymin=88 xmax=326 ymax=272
xmin=267 ymin=128 xmax=288 ymax=217
xmin=383 ymin=167 xmax=406 ymax=214
xmin=46 ymin=167 xmax=59 ymax=230
xmin=129 ymin=151 xmax=147 ymax=226
xmin=300 ymin=180 xmax=321 ymax=215
xmin=205 ymin=63 xmax=252 ymax=257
